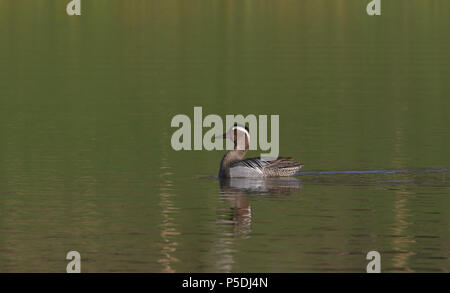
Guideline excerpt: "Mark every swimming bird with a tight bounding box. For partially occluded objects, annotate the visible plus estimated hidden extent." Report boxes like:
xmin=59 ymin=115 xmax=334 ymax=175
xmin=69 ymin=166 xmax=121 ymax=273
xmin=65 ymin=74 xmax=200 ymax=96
xmin=217 ymin=125 xmax=303 ymax=178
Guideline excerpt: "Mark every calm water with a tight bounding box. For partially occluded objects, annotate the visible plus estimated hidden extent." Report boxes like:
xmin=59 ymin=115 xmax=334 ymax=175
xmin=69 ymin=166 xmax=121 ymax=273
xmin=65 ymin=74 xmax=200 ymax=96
xmin=0 ymin=0 xmax=449 ymax=272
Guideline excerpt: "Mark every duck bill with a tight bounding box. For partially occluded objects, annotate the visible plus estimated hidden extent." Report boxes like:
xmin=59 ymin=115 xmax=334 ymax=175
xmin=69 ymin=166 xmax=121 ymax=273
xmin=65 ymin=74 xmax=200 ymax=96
xmin=215 ymin=133 xmax=228 ymax=139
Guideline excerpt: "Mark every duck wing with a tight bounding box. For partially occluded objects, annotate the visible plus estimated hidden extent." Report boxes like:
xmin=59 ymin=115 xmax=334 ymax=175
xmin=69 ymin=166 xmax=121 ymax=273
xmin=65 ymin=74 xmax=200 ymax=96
xmin=229 ymin=157 xmax=303 ymax=177
xmin=229 ymin=157 xmax=271 ymax=177
xmin=264 ymin=157 xmax=303 ymax=169
xmin=230 ymin=157 xmax=272 ymax=169
xmin=263 ymin=157 xmax=303 ymax=176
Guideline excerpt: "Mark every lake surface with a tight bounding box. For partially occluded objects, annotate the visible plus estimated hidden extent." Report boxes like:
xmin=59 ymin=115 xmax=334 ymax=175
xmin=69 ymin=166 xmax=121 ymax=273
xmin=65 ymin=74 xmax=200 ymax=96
xmin=0 ymin=0 xmax=449 ymax=272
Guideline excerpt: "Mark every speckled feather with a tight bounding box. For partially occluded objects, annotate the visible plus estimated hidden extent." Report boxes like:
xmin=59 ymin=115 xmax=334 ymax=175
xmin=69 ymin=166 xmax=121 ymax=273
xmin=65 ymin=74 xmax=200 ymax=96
xmin=229 ymin=157 xmax=303 ymax=178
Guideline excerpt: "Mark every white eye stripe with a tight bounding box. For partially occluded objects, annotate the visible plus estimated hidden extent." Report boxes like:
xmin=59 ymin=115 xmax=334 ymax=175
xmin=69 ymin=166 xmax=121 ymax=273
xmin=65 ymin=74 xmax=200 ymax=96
xmin=231 ymin=126 xmax=250 ymax=141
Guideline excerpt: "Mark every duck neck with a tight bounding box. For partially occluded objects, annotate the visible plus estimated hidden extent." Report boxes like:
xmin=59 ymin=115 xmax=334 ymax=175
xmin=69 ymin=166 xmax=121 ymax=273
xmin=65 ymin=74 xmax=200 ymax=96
xmin=219 ymin=149 xmax=247 ymax=178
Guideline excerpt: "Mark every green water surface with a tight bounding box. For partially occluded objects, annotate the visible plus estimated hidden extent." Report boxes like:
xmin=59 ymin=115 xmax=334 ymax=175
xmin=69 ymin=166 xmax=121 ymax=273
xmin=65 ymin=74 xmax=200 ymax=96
xmin=0 ymin=0 xmax=449 ymax=272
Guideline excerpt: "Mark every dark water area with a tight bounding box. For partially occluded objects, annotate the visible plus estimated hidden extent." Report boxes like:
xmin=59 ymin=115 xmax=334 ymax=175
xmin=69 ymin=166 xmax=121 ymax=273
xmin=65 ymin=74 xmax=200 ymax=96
xmin=0 ymin=1 xmax=449 ymax=272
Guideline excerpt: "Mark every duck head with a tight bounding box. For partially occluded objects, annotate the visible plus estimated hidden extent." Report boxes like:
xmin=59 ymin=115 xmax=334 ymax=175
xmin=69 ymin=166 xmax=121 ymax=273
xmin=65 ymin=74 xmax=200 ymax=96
xmin=217 ymin=124 xmax=250 ymax=151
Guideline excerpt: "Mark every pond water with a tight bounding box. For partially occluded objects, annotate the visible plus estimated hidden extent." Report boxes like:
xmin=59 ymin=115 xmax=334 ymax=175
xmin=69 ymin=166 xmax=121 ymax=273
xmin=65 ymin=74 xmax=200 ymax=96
xmin=0 ymin=0 xmax=449 ymax=272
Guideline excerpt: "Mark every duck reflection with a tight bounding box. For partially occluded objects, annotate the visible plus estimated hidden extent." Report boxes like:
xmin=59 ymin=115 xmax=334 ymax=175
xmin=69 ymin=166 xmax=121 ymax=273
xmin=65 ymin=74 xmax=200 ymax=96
xmin=212 ymin=177 xmax=301 ymax=272
xmin=218 ymin=177 xmax=302 ymax=236
xmin=220 ymin=177 xmax=302 ymax=194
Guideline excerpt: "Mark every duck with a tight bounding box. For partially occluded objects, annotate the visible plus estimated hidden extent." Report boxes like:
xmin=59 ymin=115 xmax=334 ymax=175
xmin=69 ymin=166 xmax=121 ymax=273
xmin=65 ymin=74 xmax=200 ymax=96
xmin=217 ymin=124 xmax=303 ymax=178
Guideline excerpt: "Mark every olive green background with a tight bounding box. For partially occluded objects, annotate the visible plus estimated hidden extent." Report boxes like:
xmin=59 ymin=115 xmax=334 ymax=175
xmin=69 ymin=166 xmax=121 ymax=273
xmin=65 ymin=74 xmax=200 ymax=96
xmin=0 ymin=0 xmax=449 ymax=272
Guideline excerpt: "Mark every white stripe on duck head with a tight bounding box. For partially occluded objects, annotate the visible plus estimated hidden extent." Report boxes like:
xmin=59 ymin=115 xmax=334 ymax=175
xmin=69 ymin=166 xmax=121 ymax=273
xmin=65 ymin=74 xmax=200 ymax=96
xmin=222 ymin=124 xmax=250 ymax=151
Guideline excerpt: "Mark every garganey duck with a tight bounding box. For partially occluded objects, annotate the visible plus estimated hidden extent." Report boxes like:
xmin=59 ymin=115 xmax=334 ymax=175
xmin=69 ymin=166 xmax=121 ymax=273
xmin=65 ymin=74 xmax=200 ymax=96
xmin=217 ymin=125 xmax=303 ymax=178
